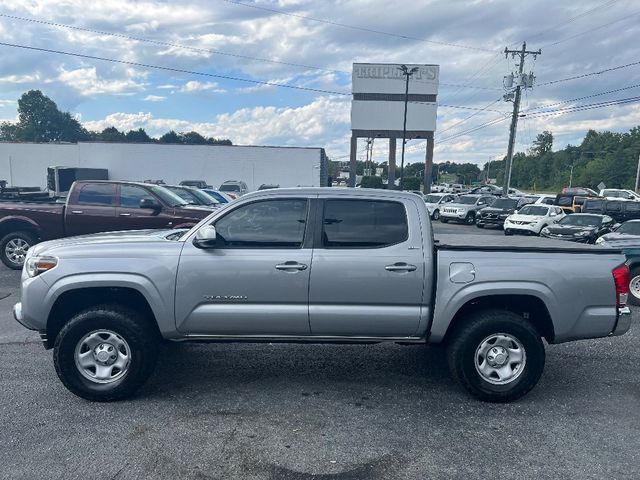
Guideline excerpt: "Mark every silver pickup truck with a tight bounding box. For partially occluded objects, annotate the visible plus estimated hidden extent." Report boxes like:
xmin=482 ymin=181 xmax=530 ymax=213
xmin=13 ymin=188 xmax=632 ymax=403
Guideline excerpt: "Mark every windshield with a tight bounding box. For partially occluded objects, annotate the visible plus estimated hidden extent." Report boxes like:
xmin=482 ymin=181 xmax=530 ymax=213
xmin=190 ymin=189 xmax=220 ymax=205
xmin=425 ymin=195 xmax=443 ymax=203
xmin=166 ymin=186 xmax=200 ymax=204
xmin=203 ymin=189 xmax=229 ymax=203
xmin=490 ymin=198 xmax=518 ymax=209
xmin=519 ymin=205 xmax=548 ymax=216
xmin=559 ymin=215 xmax=601 ymax=227
xmin=457 ymin=196 xmax=480 ymax=205
xmin=220 ymin=184 xmax=240 ymax=192
xmin=148 ymin=185 xmax=188 ymax=207
xmin=617 ymin=222 xmax=640 ymax=235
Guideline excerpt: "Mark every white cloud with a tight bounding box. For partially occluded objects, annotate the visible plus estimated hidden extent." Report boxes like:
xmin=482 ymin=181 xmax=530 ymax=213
xmin=58 ymin=67 xmax=145 ymax=96
xmin=179 ymin=80 xmax=226 ymax=93
xmin=143 ymin=95 xmax=166 ymax=102
xmin=0 ymin=99 xmax=16 ymax=108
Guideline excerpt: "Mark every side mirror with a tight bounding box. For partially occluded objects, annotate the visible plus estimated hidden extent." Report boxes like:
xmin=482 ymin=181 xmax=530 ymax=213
xmin=193 ymin=225 xmax=218 ymax=249
xmin=140 ymin=198 xmax=162 ymax=212
xmin=550 ymin=212 xmax=557 ymax=217
xmin=514 ymin=210 xmax=519 ymax=214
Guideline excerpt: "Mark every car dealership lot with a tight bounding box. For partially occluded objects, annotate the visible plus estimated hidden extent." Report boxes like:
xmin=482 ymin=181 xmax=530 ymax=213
xmin=0 ymin=222 xmax=638 ymax=479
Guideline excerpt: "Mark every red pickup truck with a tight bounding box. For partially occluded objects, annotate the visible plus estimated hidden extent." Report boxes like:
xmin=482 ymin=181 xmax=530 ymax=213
xmin=0 ymin=180 xmax=213 ymax=269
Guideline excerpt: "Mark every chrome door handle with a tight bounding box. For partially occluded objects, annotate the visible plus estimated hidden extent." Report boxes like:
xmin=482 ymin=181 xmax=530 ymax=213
xmin=275 ymin=262 xmax=308 ymax=271
xmin=119 ymin=213 xmax=132 ymax=217
xmin=70 ymin=210 xmax=83 ymax=214
xmin=385 ymin=263 xmax=417 ymax=272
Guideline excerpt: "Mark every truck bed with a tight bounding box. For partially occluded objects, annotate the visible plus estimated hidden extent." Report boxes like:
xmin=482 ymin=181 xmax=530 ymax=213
xmin=434 ymin=234 xmax=620 ymax=254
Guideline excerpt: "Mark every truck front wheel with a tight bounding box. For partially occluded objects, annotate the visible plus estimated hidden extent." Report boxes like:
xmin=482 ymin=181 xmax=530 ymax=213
xmin=447 ymin=309 xmax=545 ymax=402
xmin=0 ymin=230 xmax=37 ymax=270
xmin=53 ymin=305 xmax=159 ymax=402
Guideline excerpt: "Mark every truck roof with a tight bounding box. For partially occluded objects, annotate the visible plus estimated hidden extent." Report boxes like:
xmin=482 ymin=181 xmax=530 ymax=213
xmin=241 ymin=187 xmax=423 ymax=201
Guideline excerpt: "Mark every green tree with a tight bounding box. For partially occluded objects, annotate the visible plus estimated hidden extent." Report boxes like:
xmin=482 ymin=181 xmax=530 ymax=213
xmin=180 ymin=131 xmax=208 ymax=144
xmin=530 ymin=130 xmax=553 ymax=156
xmin=9 ymin=90 xmax=88 ymax=142
xmin=99 ymin=127 xmax=126 ymax=142
xmin=125 ymin=128 xmax=153 ymax=143
xmin=158 ymin=130 xmax=182 ymax=144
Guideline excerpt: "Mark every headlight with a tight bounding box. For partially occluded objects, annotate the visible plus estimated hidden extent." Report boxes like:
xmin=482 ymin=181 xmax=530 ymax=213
xmin=576 ymin=230 xmax=591 ymax=237
xmin=541 ymin=227 xmax=550 ymax=235
xmin=595 ymin=237 xmax=605 ymax=245
xmin=25 ymin=256 xmax=57 ymax=277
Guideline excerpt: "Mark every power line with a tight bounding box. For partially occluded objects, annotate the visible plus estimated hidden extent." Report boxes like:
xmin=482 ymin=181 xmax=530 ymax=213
xmin=525 ymin=0 xmax=622 ymax=43
xmin=0 ymin=12 xmax=350 ymax=76
xmin=522 ymin=83 xmax=640 ymax=113
xmin=435 ymin=98 xmax=505 ymax=136
xmin=221 ymin=0 xmax=496 ymax=52
xmin=538 ymin=59 xmax=640 ymax=86
xmin=542 ymin=9 xmax=640 ymax=49
xmin=0 ymin=41 xmax=352 ymax=96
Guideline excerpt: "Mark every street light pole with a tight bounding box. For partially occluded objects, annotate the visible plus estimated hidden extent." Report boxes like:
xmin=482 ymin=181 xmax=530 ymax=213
xmin=635 ymin=152 xmax=640 ymax=193
xmin=398 ymin=64 xmax=418 ymax=190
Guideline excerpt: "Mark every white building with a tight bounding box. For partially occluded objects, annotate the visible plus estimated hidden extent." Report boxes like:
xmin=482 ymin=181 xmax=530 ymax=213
xmin=0 ymin=142 xmax=329 ymax=191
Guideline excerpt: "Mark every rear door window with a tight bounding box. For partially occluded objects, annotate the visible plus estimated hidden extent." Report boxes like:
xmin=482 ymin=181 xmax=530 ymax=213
xmin=77 ymin=184 xmax=115 ymax=206
xmin=322 ymin=200 xmax=408 ymax=248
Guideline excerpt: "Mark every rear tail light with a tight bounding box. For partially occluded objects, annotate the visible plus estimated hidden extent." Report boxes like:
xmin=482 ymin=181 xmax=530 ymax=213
xmin=612 ymin=264 xmax=630 ymax=308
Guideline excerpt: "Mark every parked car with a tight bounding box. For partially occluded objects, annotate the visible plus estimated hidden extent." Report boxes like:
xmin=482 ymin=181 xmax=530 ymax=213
xmin=180 ymin=180 xmax=210 ymax=189
xmin=599 ymin=189 xmax=640 ymax=201
xmin=534 ymin=195 xmax=556 ymax=205
xmin=561 ymin=186 xmax=599 ymax=196
xmin=12 ymin=188 xmax=631 ymax=403
xmin=582 ymin=198 xmax=640 ymax=223
xmin=504 ymin=205 xmax=566 ymax=236
xmin=451 ymin=183 xmax=465 ymax=194
xmin=440 ymin=195 xmax=495 ymax=224
xmin=476 ymin=197 xmax=519 ymax=229
xmin=540 ymin=213 xmax=615 ymax=243
xmin=596 ymin=219 xmax=640 ymax=246
xmin=424 ymin=193 xmax=456 ymax=220
xmin=165 ymin=185 xmax=221 ymax=210
xmin=0 ymin=181 xmax=212 ymax=269
xmin=469 ymin=184 xmax=502 ymax=196
xmin=432 ymin=183 xmax=453 ymax=193
xmin=201 ymin=189 xmax=234 ymax=204
xmin=219 ymin=180 xmax=248 ymax=196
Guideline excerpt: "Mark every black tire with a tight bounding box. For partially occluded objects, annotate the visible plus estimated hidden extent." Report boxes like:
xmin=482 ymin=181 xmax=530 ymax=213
xmin=440 ymin=218 xmax=449 ymax=223
xmin=476 ymin=222 xmax=484 ymax=229
xmin=628 ymin=267 xmax=640 ymax=306
xmin=432 ymin=209 xmax=440 ymax=221
xmin=465 ymin=213 xmax=476 ymax=225
xmin=53 ymin=304 xmax=159 ymax=402
xmin=0 ymin=230 xmax=37 ymax=269
xmin=447 ymin=309 xmax=545 ymax=403
xmin=504 ymin=229 xmax=513 ymax=236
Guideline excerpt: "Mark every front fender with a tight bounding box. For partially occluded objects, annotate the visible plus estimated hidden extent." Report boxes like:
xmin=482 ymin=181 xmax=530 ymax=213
xmin=41 ymin=272 xmax=174 ymax=337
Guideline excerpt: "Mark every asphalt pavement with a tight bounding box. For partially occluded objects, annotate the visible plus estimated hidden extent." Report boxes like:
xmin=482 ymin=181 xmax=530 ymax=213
xmin=0 ymin=222 xmax=638 ymax=479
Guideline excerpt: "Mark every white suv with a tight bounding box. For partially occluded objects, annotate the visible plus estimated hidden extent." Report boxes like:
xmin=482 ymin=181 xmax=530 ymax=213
xmin=504 ymin=205 xmax=565 ymax=235
xmin=219 ymin=180 xmax=249 ymax=197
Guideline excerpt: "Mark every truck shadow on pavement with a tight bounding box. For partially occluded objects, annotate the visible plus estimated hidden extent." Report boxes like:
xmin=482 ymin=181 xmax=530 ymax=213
xmin=141 ymin=342 xmax=460 ymax=401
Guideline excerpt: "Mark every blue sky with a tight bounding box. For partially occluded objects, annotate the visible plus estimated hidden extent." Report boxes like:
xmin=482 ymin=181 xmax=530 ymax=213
xmin=0 ymin=0 xmax=639 ymax=166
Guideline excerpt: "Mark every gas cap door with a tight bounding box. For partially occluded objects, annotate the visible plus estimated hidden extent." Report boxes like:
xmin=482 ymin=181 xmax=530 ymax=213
xmin=449 ymin=262 xmax=476 ymax=284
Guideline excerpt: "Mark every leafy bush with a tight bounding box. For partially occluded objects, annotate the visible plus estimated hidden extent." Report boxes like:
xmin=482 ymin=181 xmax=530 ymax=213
xmin=360 ymin=176 xmax=384 ymax=189
xmin=401 ymin=176 xmax=421 ymax=191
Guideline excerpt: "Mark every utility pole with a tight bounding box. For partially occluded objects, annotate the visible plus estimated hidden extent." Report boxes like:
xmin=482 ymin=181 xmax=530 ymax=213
xmin=502 ymin=42 xmax=541 ymax=196
xmin=486 ymin=157 xmax=492 ymax=183
xmin=635 ymin=152 xmax=640 ymax=192
xmin=398 ymin=64 xmax=418 ymax=190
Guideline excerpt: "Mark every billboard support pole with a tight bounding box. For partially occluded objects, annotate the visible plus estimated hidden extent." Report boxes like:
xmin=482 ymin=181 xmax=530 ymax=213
xmin=349 ymin=133 xmax=357 ymax=187
xmin=388 ymin=138 xmax=396 ymax=189
xmin=424 ymin=132 xmax=434 ymax=194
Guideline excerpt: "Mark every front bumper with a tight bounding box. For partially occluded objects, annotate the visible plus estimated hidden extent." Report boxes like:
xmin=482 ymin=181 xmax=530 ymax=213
xmin=12 ymin=302 xmax=34 ymax=330
xmin=540 ymin=233 xmax=593 ymax=243
xmin=611 ymin=306 xmax=632 ymax=336
xmin=478 ymin=216 xmax=507 ymax=226
xmin=440 ymin=210 xmax=467 ymax=220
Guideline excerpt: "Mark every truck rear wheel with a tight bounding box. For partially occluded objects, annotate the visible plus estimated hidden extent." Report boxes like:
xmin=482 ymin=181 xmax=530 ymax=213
xmin=53 ymin=305 xmax=159 ymax=402
xmin=465 ymin=213 xmax=475 ymax=225
xmin=628 ymin=267 xmax=640 ymax=305
xmin=0 ymin=230 xmax=37 ymax=270
xmin=447 ymin=309 xmax=545 ymax=402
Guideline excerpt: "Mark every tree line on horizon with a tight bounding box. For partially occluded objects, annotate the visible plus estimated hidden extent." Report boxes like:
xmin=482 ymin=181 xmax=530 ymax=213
xmin=0 ymin=90 xmax=232 ymax=146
